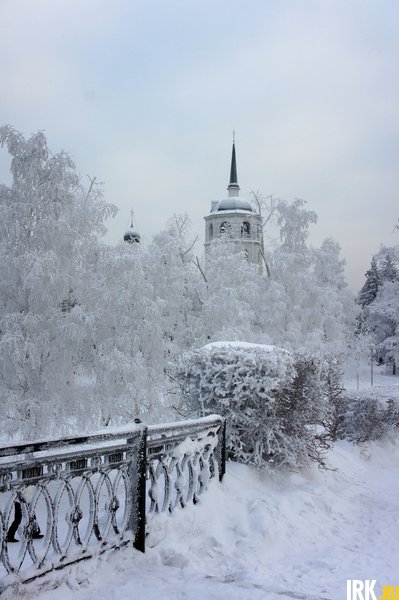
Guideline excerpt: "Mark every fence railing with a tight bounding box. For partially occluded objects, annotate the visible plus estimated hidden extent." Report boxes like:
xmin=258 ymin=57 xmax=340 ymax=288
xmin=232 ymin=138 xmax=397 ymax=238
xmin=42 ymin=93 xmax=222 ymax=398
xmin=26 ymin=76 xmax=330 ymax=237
xmin=0 ymin=415 xmax=225 ymax=592
xmin=146 ymin=415 xmax=226 ymax=516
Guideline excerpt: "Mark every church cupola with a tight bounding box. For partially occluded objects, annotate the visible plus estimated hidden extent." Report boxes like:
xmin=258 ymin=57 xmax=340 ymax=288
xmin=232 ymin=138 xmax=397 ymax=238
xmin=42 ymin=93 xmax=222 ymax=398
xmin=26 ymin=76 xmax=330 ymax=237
xmin=123 ymin=210 xmax=141 ymax=244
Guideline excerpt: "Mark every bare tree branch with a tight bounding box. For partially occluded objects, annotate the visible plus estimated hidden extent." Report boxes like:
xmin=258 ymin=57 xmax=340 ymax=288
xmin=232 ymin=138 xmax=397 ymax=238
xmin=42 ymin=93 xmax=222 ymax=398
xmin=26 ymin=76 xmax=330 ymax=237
xmin=193 ymin=256 xmax=207 ymax=283
xmin=86 ymin=175 xmax=97 ymax=201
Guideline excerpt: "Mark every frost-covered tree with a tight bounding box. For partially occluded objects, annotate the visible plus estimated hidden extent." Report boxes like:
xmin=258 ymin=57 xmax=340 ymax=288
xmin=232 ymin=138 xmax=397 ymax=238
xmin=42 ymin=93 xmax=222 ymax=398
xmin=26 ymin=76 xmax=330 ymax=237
xmin=88 ymin=242 xmax=170 ymax=426
xmin=381 ymin=253 xmax=398 ymax=283
xmin=145 ymin=214 xmax=203 ymax=359
xmin=313 ymin=238 xmax=346 ymax=290
xmin=200 ymin=239 xmax=267 ymax=343
xmin=261 ymin=252 xmax=316 ymax=351
xmin=276 ymin=198 xmax=318 ymax=252
xmin=260 ymin=199 xmax=318 ymax=350
xmin=259 ymin=201 xmax=356 ymax=357
xmin=369 ymin=280 xmax=399 ymax=373
xmin=311 ymin=238 xmax=357 ymax=356
xmin=370 ymin=281 xmax=399 ymax=327
xmin=0 ymin=126 xmax=116 ymax=438
xmin=357 ymin=246 xmax=399 ymax=372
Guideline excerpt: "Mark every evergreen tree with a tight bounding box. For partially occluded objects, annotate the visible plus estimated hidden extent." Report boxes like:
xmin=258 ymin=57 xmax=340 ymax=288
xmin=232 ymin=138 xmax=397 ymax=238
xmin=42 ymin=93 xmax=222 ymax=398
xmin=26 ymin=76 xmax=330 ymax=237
xmin=358 ymin=257 xmax=381 ymax=307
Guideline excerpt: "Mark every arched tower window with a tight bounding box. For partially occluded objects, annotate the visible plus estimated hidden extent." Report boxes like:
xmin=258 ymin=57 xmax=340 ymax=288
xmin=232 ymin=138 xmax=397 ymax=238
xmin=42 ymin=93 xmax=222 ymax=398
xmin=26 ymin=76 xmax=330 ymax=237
xmin=209 ymin=223 xmax=213 ymax=240
xmin=241 ymin=221 xmax=250 ymax=238
xmin=220 ymin=221 xmax=232 ymax=236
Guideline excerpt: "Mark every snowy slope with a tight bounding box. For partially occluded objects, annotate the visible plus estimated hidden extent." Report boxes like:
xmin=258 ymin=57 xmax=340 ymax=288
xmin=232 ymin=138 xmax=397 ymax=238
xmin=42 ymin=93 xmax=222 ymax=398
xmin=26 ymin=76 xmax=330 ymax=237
xmin=10 ymin=437 xmax=399 ymax=600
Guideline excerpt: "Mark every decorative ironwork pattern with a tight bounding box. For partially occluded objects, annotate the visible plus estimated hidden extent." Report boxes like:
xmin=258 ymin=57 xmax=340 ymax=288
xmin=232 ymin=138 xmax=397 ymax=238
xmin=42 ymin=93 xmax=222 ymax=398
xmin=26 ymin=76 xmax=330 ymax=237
xmin=146 ymin=416 xmax=226 ymax=514
xmin=0 ymin=415 xmax=225 ymax=593
xmin=0 ymin=427 xmax=146 ymax=591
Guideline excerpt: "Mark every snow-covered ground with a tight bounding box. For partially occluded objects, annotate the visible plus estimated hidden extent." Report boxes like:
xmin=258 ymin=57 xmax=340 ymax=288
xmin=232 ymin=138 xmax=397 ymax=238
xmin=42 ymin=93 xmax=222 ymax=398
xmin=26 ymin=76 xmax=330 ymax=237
xmin=344 ymin=364 xmax=399 ymax=395
xmin=8 ymin=373 xmax=399 ymax=600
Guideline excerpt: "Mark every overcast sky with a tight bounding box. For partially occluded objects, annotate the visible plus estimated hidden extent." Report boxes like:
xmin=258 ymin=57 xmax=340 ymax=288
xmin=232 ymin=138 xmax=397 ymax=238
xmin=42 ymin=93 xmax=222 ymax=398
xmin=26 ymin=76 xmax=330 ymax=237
xmin=1 ymin=0 xmax=398 ymax=291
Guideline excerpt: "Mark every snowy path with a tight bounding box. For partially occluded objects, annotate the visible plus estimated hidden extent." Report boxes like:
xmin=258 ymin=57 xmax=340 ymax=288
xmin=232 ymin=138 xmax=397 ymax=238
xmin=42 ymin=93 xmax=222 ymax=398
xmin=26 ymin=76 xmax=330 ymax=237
xmin=11 ymin=440 xmax=399 ymax=600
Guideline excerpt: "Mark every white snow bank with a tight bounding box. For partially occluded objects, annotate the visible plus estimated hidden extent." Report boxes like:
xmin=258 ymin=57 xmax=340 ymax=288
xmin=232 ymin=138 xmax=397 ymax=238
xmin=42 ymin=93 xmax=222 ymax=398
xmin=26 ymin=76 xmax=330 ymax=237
xmin=12 ymin=440 xmax=399 ymax=600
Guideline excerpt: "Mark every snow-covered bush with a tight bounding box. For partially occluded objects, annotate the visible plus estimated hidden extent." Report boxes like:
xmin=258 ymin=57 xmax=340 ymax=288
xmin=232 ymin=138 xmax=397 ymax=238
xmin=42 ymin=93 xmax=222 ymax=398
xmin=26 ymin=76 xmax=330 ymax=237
xmin=331 ymin=391 xmax=399 ymax=443
xmin=322 ymin=356 xmax=399 ymax=443
xmin=175 ymin=342 xmax=331 ymax=470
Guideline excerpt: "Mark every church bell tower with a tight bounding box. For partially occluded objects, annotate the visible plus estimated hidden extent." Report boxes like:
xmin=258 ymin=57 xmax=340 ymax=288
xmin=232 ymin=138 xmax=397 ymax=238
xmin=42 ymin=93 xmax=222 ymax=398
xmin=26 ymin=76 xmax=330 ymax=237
xmin=204 ymin=138 xmax=263 ymax=269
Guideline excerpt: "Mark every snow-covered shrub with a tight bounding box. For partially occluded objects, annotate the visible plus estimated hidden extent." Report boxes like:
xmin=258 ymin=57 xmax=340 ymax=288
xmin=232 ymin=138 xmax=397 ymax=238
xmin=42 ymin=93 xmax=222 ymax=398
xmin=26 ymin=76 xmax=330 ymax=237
xmin=175 ymin=342 xmax=330 ymax=470
xmin=332 ymin=391 xmax=399 ymax=443
xmin=322 ymin=357 xmax=399 ymax=443
xmin=287 ymin=353 xmax=333 ymax=466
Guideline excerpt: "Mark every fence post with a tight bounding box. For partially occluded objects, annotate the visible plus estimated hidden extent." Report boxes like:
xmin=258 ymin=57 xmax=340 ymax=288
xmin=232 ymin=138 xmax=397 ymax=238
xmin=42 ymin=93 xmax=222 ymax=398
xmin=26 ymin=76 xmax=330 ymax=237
xmin=133 ymin=427 xmax=147 ymax=553
xmin=219 ymin=418 xmax=226 ymax=481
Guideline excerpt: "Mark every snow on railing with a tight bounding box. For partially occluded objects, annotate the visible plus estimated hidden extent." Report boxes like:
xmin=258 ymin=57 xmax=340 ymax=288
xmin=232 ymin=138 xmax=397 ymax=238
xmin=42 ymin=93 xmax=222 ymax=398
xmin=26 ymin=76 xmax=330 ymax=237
xmin=0 ymin=415 xmax=225 ymax=592
xmin=146 ymin=415 xmax=226 ymax=514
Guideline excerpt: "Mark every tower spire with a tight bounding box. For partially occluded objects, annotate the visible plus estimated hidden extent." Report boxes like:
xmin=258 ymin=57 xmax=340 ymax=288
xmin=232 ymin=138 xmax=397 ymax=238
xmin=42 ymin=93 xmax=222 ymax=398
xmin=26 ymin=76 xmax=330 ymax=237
xmin=227 ymin=132 xmax=240 ymax=196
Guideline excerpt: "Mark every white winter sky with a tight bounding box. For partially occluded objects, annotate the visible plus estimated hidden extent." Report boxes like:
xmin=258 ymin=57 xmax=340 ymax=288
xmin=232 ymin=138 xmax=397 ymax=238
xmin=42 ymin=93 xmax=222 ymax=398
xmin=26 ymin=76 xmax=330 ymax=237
xmin=1 ymin=0 xmax=398 ymax=292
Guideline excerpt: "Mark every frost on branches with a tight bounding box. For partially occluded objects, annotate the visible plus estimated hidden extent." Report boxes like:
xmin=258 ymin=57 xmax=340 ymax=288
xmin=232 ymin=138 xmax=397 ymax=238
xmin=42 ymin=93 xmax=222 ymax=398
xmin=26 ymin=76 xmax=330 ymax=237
xmin=175 ymin=342 xmax=331 ymax=470
xmin=0 ymin=127 xmax=194 ymax=440
xmin=0 ymin=126 xmax=116 ymax=438
xmin=259 ymin=199 xmax=357 ymax=358
xmin=0 ymin=125 xmax=378 ymax=444
xmin=328 ymin=390 xmax=399 ymax=443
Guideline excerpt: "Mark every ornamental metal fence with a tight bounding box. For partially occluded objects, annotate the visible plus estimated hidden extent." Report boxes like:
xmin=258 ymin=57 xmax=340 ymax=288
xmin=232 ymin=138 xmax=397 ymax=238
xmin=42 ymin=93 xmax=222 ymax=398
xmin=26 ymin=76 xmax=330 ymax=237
xmin=146 ymin=416 xmax=226 ymax=516
xmin=0 ymin=415 xmax=225 ymax=593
